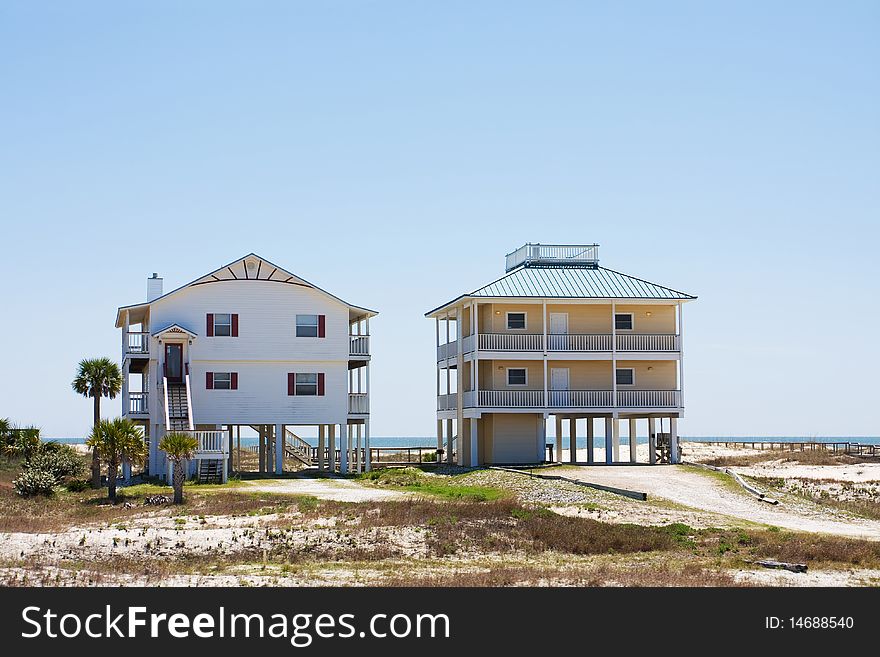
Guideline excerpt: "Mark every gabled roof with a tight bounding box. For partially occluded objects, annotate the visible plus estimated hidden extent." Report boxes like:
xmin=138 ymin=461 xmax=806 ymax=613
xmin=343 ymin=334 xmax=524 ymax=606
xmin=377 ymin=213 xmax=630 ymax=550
xmin=151 ymin=323 xmax=198 ymax=338
xmin=426 ymin=265 xmax=696 ymax=316
xmin=116 ymin=253 xmax=378 ymax=327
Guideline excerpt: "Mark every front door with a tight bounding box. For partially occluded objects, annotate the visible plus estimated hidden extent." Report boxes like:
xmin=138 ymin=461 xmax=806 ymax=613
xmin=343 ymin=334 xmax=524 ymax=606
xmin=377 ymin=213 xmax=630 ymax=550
xmin=549 ymin=312 xmax=569 ymax=334
xmin=164 ymin=343 xmax=183 ymax=383
xmin=550 ymin=367 xmax=570 ymax=406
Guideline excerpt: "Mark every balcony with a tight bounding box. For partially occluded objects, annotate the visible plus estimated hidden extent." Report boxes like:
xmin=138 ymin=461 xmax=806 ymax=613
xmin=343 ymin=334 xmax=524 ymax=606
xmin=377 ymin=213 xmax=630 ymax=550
xmin=350 ymin=335 xmax=370 ymax=357
xmin=506 ymin=243 xmax=599 ymax=272
xmin=180 ymin=430 xmax=228 ymax=456
xmin=438 ymin=389 xmax=681 ymax=410
xmin=452 ymin=333 xmax=679 ymax=353
xmin=125 ymin=331 xmax=150 ymax=356
xmin=349 ymin=392 xmax=369 ymax=414
xmin=127 ymin=392 xmax=149 ymax=414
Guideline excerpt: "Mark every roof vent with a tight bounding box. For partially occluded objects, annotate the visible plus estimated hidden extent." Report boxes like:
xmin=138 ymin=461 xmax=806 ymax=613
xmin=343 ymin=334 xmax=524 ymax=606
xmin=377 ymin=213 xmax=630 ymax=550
xmin=246 ymin=259 xmax=256 ymax=271
xmin=505 ymin=243 xmax=599 ymax=272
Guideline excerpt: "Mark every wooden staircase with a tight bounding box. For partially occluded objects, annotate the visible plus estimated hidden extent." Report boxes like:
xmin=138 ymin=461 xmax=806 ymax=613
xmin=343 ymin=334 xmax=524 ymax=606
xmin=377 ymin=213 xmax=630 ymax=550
xmin=164 ymin=380 xmax=193 ymax=431
xmin=198 ymin=459 xmax=222 ymax=483
xmin=285 ymin=428 xmax=314 ymax=466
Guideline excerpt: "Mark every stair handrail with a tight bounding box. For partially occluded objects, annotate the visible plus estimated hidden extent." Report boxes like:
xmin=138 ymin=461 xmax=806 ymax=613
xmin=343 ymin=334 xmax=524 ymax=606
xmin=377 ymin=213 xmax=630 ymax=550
xmin=183 ymin=372 xmax=194 ymax=430
xmin=284 ymin=428 xmax=313 ymax=464
xmin=162 ymin=376 xmax=171 ymax=430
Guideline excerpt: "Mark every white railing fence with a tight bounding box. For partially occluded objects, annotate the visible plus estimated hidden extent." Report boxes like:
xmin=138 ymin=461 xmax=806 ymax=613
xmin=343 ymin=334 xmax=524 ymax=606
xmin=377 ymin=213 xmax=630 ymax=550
xmin=615 ymin=334 xmax=679 ymax=352
xmin=349 ymin=392 xmax=369 ymax=413
xmin=437 ymin=393 xmax=458 ymax=411
xmin=126 ymin=332 xmax=150 ymax=354
xmin=617 ymin=389 xmax=681 ymax=407
xmin=185 ymin=430 xmax=228 ymax=454
xmin=548 ymin=390 xmax=613 ymax=407
xmin=128 ymin=392 xmax=148 ymax=414
xmin=436 ymin=341 xmax=458 ymax=360
xmin=349 ymin=335 xmax=370 ymax=356
xmin=547 ymin=334 xmax=612 ymax=351
xmin=478 ymin=390 xmax=545 ymax=407
xmin=479 ymin=333 xmax=544 ymax=351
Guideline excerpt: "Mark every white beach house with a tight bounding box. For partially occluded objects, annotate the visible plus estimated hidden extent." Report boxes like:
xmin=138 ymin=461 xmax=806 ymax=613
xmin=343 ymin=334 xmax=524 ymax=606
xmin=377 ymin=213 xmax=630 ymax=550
xmin=115 ymin=254 xmax=376 ymax=482
xmin=427 ymin=243 xmax=696 ymax=466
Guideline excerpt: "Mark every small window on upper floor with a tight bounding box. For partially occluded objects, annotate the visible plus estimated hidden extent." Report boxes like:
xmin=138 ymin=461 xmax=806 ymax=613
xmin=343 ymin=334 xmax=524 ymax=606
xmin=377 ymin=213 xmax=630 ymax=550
xmin=506 ymin=312 xmax=527 ymax=330
xmin=295 ymin=373 xmax=318 ymax=395
xmin=213 ymin=313 xmax=232 ymax=336
xmin=213 ymin=372 xmax=232 ymax=390
xmin=615 ymin=313 xmax=633 ymax=331
xmin=296 ymin=315 xmax=319 ymax=337
xmin=616 ymin=368 xmax=635 ymax=386
xmin=507 ymin=368 xmax=527 ymax=386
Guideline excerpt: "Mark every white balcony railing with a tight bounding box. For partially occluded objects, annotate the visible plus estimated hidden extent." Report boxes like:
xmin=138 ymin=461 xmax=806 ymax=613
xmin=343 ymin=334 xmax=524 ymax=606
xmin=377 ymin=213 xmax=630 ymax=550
xmin=437 ymin=341 xmax=458 ymax=361
xmin=126 ymin=331 xmax=150 ymax=355
xmin=506 ymin=243 xmax=599 ymax=272
xmin=615 ymin=334 xmax=679 ymax=352
xmin=440 ymin=389 xmax=682 ymax=409
xmin=349 ymin=392 xmax=369 ymax=414
xmin=478 ymin=333 xmax=544 ymax=351
xmin=478 ymin=390 xmax=545 ymax=407
xmin=437 ymin=393 xmax=458 ymax=411
xmin=617 ymin=389 xmax=681 ymax=408
xmin=128 ymin=392 xmax=148 ymax=414
xmin=349 ymin=335 xmax=370 ymax=356
xmin=548 ymin=390 xmax=613 ymax=407
xmin=547 ymin=334 xmax=612 ymax=351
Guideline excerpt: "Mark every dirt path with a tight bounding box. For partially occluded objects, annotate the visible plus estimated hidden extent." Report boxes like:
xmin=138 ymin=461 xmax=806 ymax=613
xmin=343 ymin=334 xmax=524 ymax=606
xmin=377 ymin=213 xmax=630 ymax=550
xmin=556 ymin=465 xmax=880 ymax=539
xmin=238 ymin=477 xmax=412 ymax=502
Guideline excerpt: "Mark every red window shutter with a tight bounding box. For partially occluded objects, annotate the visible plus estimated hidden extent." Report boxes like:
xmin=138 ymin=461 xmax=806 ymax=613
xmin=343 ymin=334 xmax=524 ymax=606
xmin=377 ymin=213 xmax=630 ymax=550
xmin=318 ymin=315 xmax=326 ymax=338
xmin=206 ymin=313 xmax=214 ymax=337
xmin=232 ymin=313 xmax=239 ymax=337
xmin=206 ymin=372 xmax=213 ymax=389
xmin=287 ymin=373 xmax=295 ymax=396
xmin=231 ymin=372 xmax=238 ymax=390
xmin=318 ymin=372 xmax=325 ymax=396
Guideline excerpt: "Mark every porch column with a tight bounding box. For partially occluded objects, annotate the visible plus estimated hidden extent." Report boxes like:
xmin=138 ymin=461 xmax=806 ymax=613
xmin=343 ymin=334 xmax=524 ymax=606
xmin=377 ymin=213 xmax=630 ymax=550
xmin=446 ymin=418 xmax=454 ymax=464
xmin=555 ymin=415 xmax=563 ymax=463
xmin=648 ymin=418 xmax=657 ymax=465
xmin=670 ymin=417 xmax=680 ymax=464
xmin=236 ymin=426 xmax=241 ymax=473
xmin=364 ymin=418 xmax=371 ymax=472
xmin=356 ymin=423 xmax=363 ymax=473
xmin=538 ymin=414 xmax=547 ymax=462
xmin=227 ymin=425 xmax=234 ymax=475
xmin=328 ymin=424 xmax=336 ymax=473
xmin=258 ymin=426 xmax=266 ymax=474
xmin=586 ymin=417 xmax=594 ymax=464
xmin=604 ymin=417 xmax=613 ymax=464
xmin=612 ymin=417 xmax=620 ymax=461
xmin=569 ymin=417 xmax=577 ymax=464
xmin=318 ymin=425 xmax=326 ymax=470
xmin=436 ymin=419 xmax=443 ymax=452
xmin=340 ymin=423 xmax=349 ymax=474
xmin=275 ymin=423 xmax=284 ymax=474
xmin=469 ymin=418 xmax=479 ymax=467
xmin=629 ymin=418 xmax=638 ymax=463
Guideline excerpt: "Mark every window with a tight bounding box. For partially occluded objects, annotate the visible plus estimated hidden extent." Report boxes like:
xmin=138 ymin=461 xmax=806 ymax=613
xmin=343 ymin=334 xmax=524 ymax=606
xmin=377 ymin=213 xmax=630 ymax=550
xmin=206 ymin=372 xmax=237 ymax=390
xmin=507 ymin=368 xmax=527 ymax=386
xmin=614 ymin=313 xmax=633 ymax=331
xmin=213 ymin=313 xmax=232 ymax=336
xmin=296 ymin=314 xmax=319 ymax=337
xmin=616 ymin=368 xmax=635 ymax=386
xmin=506 ymin=312 xmax=527 ymax=330
xmin=295 ymin=373 xmax=318 ymax=395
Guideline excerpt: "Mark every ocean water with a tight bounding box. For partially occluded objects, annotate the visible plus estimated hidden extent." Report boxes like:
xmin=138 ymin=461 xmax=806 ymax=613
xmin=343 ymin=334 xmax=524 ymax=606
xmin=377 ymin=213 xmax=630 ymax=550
xmin=45 ymin=435 xmax=880 ymax=448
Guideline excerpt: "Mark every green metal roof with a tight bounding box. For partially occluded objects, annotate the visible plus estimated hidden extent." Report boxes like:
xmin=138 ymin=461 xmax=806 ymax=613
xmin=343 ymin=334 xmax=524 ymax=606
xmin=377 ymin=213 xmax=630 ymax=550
xmin=426 ymin=265 xmax=695 ymax=316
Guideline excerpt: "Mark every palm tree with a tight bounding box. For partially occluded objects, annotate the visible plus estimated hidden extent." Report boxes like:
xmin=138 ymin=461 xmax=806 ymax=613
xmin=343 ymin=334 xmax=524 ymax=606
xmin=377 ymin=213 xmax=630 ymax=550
xmin=0 ymin=418 xmax=11 ymax=453
xmin=158 ymin=432 xmax=198 ymax=504
xmin=86 ymin=417 xmax=146 ymax=502
xmin=72 ymin=358 xmax=122 ymax=488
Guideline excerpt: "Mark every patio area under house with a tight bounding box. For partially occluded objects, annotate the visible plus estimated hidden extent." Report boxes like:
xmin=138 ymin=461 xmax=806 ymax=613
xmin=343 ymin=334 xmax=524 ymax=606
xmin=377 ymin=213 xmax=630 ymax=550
xmin=427 ymin=243 xmax=696 ymax=467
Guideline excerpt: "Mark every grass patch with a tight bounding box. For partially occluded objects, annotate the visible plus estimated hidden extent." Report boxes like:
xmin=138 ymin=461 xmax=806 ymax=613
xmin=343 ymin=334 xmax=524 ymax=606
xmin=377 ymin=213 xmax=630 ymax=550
xmin=698 ymin=450 xmax=876 ymax=468
xmin=357 ymin=467 xmax=507 ymax=501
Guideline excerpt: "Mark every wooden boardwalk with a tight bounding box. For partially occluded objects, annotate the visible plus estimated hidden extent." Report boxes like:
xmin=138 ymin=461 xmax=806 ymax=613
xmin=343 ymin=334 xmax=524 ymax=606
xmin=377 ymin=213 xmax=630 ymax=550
xmin=694 ymin=440 xmax=880 ymax=457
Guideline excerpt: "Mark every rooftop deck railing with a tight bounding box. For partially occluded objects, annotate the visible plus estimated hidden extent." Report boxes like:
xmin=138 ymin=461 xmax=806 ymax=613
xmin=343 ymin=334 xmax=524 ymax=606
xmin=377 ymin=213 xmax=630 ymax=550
xmin=505 ymin=243 xmax=599 ymax=272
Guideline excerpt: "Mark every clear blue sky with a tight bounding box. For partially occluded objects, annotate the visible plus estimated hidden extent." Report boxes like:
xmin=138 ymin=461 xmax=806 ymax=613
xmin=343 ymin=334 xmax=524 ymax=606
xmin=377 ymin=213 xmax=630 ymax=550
xmin=1 ymin=2 xmax=877 ymax=438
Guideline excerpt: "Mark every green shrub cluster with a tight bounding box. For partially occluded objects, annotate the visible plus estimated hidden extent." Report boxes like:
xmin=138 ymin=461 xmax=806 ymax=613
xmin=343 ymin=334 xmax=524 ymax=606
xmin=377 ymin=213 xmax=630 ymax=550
xmin=12 ymin=442 xmax=87 ymax=497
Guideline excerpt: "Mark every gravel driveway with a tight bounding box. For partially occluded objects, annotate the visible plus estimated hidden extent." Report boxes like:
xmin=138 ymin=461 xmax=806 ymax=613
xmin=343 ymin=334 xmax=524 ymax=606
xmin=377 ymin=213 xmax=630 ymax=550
xmin=557 ymin=465 xmax=880 ymax=539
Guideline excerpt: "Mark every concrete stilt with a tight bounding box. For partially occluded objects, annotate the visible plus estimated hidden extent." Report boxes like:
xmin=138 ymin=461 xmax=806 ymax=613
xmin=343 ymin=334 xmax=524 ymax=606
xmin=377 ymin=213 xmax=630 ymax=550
xmin=364 ymin=418 xmax=371 ymax=472
xmin=629 ymin=418 xmax=638 ymax=463
xmin=446 ymin=419 xmax=454 ymax=464
xmin=318 ymin=425 xmax=326 ymax=471
xmin=569 ymin=418 xmax=577 ymax=464
xmin=612 ymin=418 xmax=620 ymax=462
xmin=340 ymin=423 xmax=349 ymax=474
xmin=469 ymin=418 xmax=479 ymax=467
xmin=586 ymin=417 xmax=594 ymax=464
xmin=258 ymin=426 xmax=266 ymax=474
xmin=328 ymin=424 xmax=336 ymax=473
xmin=275 ymin=423 xmax=284 ymax=474
xmin=670 ymin=417 xmax=680 ymax=464
xmin=555 ymin=416 xmax=563 ymax=463
xmin=605 ymin=417 xmax=613 ymax=464
xmin=648 ymin=417 xmax=657 ymax=465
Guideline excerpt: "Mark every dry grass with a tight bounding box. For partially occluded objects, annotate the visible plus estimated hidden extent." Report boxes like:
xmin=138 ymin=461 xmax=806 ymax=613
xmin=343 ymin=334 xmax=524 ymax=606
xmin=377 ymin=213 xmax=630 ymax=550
xmin=700 ymin=449 xmax=875 ymax=468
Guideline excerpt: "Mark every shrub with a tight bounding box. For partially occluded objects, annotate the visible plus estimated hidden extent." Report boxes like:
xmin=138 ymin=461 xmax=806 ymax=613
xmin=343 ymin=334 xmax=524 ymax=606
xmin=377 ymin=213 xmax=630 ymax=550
xmin=423 ymin=451 xmax=438 ymax=462
xmin=65 ymin=478 xmax=90 ymax=492
xmin=13 ymin=467 xmax=57 ymax=497
xmin=27 ymin=444 xmax=86 ymax=481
